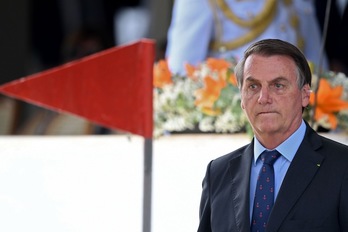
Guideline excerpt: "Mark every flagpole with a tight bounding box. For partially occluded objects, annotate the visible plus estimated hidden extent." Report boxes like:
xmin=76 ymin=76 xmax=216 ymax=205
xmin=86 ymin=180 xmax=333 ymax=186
xmin=143 ymin=138 xmax=153 ymax=232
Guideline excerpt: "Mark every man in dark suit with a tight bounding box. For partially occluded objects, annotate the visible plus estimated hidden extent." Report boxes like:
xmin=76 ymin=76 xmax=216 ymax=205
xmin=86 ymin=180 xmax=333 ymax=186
xmin=197 ymin=39 xmax=348 ymax=232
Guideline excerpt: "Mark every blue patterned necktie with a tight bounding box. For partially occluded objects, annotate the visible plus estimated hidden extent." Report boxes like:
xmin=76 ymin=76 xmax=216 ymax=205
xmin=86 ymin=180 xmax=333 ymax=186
xmin=251 ymin=150 xmax=281 ymax=232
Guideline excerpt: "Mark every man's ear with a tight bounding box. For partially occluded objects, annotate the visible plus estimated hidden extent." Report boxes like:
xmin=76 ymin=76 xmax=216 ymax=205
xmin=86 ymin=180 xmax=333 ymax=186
xmin=302 ymin=84 xmax=311 ymax=107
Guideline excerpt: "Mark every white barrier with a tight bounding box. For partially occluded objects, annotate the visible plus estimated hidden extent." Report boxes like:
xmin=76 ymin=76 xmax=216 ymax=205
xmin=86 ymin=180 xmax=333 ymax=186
xmin=0 ymin=132 xmax=346 ymax=232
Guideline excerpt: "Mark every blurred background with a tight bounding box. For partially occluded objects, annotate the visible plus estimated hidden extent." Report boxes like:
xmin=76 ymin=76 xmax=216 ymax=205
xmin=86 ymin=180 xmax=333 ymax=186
xmin=1 ymin=0 xmax=347 ymax=135
xmin=0 ymin=0 xmax=173 ymax=135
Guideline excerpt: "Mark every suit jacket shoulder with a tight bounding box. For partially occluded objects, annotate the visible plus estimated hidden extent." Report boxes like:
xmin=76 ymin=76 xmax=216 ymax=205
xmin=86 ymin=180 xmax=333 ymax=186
xmin=268 ymin=125 xmax=348 ymax=232
xmin=198 ymin=142 xmax=254 ymax=232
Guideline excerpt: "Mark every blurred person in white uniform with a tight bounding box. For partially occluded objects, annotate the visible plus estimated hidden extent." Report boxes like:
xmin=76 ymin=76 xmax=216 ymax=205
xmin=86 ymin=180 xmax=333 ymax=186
xmin=166 ymin=0 xmax=328 ymax=75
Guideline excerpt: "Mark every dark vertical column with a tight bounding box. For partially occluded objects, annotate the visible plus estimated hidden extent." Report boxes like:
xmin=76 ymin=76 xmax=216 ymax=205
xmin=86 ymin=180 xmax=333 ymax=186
xmin=0 ymin=0 xmax=30 ymax=84
xmin=147 ymin=0 xmax=173 ymax=60
xmin=0 ymin=0 xmax=30 ymax=134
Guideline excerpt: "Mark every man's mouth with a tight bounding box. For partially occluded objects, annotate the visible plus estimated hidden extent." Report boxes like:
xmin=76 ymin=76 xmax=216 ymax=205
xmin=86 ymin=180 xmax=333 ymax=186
xmin=257 ymin=111 xmax=276 ymax=115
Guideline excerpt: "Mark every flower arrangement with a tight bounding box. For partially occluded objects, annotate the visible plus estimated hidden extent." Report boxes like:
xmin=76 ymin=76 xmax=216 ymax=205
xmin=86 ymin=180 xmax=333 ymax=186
xmin=153 ymin=58 xmax=247 ymax=137
xmin=153 ymin=58 xmax=348 ymax=138
xmin=306 ymin=70 xmax=348 ymax=132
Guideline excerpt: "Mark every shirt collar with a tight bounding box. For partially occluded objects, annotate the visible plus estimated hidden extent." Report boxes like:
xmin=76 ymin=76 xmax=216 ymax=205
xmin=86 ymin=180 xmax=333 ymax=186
xmin=253 ymin=120 xmax=306 ymax=163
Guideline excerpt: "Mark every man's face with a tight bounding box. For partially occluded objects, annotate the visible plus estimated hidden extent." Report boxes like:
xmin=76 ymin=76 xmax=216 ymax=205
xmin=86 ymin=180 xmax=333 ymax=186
xmin=240 ymin=54 xmax=310 ymax=140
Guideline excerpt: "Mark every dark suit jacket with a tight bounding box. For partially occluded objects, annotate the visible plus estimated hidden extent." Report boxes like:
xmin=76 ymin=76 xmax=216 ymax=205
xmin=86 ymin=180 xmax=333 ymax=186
xmin=198 ymin=123 xmax=348 ymax=232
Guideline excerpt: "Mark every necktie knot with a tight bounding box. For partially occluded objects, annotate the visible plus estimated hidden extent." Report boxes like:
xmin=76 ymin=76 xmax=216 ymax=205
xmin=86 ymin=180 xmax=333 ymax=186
xmin=261 ymin=150 xmax=281 ymax=165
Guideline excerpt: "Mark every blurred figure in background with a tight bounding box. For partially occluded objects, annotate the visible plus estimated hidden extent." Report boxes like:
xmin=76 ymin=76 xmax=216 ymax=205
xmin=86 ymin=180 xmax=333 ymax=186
xmin=62 ymin=27 xmax=112 ymax=61
xmin=113 ymin=6 xmax=150 ymax=46
xmin=315 ymin=0 xmax=348 ymax=74
xmin=166 ymin=0 xmax=328 ymax=75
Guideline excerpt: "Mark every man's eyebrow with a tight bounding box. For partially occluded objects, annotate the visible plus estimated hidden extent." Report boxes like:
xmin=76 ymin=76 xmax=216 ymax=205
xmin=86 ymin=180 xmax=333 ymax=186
xmin=244 ymin=76 xmax=289 ymax=83
xmin=271 ymin=76 xmax=288 ymax=82
xmin=244 ymin=76 xmax=257 ymax=82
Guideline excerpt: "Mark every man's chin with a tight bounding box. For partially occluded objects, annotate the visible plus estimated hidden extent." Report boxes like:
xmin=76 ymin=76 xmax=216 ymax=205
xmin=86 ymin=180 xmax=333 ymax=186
xmin=255 ymin=123 xmax=279 ymax=134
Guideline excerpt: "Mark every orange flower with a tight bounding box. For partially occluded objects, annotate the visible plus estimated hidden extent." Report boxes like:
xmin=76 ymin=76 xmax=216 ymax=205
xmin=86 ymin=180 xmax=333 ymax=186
xmin=184 ymin=63 xmax=198 ymax=81
xmin=309 ymin=78 xmax=348 ymax=129
xmin=153 ymin=59 xmax=172 ymax=88
xmin=206 ymin=58 xmax=231 ymax=71
xmin=194 ymin=74 xmax=227 ymax=115
xmin=200 ymin=107 xmax=222 ymax=116
xmin=207 ymin=58 xmax=237 ymax=86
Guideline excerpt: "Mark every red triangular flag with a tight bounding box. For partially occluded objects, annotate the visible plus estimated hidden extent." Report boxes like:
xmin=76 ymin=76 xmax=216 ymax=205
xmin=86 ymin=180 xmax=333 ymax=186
xmin=0 ymin=39 xmax=155 ymax=138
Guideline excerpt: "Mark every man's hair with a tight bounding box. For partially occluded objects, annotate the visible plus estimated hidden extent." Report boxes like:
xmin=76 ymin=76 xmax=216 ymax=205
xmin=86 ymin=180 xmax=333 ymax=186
xmin=234 ymin=39 xmax=312 ymax=89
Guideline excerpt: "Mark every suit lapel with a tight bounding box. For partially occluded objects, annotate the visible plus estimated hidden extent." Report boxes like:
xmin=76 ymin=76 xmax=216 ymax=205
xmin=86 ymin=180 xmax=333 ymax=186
xmin=228 ymin=143 xmax=254 ymax=231
xmin=267 ymin=127 xmax=325 ymax=231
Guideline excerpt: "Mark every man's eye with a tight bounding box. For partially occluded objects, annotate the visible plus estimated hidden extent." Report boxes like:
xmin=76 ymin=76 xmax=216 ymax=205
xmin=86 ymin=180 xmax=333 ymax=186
xmin=249 ymin=84 xmax=258 ymax=89
xmin=274 ymin=83 xmax=284 ymax=89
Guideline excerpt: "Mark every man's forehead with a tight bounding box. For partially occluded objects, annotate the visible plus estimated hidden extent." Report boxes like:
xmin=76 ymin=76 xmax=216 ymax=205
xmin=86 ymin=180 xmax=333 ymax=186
xmin=244 ymin=55 xmax=296 ymax=74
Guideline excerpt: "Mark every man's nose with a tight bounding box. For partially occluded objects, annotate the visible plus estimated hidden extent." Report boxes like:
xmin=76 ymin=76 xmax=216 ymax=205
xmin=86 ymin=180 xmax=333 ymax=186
xmin=257 ymin=87 xmax=271 ymax=104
